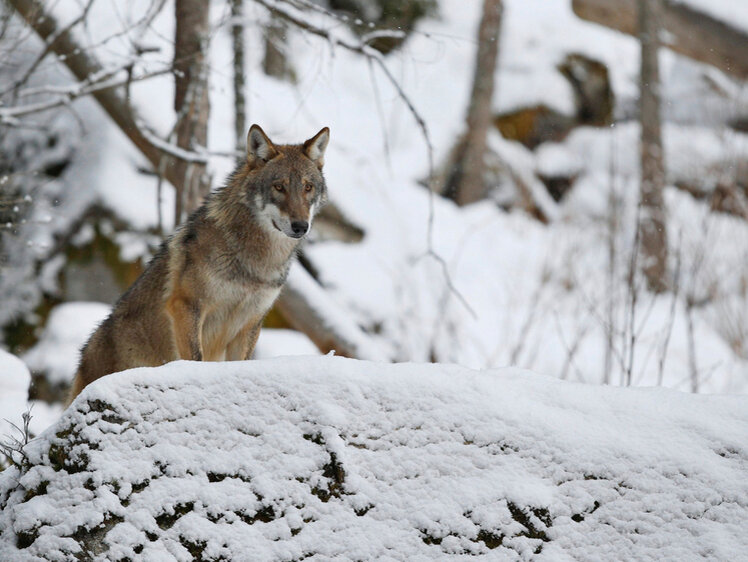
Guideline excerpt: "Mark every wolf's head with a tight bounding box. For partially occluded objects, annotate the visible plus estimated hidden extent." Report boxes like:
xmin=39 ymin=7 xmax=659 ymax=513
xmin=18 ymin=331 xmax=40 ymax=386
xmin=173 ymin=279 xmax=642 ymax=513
xmin=244 ymin=124 xmax=329 ymax=239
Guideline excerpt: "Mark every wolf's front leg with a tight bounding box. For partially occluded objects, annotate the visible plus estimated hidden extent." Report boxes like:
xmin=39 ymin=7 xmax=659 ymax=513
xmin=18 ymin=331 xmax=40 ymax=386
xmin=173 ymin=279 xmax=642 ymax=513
xmin=226 ymin=321 xmax=262 ymax=361
xmin=167 ymin=296 xmax=204 ymax=360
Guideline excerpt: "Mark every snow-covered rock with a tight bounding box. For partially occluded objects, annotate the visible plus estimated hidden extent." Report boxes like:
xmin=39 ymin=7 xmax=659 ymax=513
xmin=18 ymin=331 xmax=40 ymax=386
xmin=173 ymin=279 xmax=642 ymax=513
xmin=1 ymin=357 xmax=746 ymax=560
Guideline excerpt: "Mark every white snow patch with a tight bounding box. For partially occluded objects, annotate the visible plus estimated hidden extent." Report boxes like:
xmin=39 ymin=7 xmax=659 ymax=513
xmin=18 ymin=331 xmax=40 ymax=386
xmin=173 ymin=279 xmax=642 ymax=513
xmin=0 ymin=350 xmax=61 ymax=445
xmin=253 ymin=328 xmax=320 ymax=360
xmin=22 ymin=302 xmax=111 ymax=385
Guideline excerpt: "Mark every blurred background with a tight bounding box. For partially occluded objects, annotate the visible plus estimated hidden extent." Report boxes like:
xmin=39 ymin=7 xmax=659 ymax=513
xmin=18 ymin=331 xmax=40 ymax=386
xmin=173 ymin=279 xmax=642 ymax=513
xmin=1 ymin=0 xmax=746 ymax=441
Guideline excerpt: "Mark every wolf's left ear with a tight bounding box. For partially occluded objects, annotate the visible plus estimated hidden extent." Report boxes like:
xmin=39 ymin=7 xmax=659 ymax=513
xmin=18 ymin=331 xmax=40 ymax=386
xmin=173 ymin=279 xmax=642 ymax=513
xmin=303 ymin=127 xmax=330 ymax=169
xmin=247 ymin=124 xmax=278 ymax=166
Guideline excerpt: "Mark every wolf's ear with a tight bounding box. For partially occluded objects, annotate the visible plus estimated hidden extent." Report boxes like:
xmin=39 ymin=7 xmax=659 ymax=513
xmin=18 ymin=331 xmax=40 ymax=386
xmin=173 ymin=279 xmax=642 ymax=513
xmin=303 ymin=127 xmax=330 ymax=169
xmin=247 ymin=124 xmax=278 ymax=166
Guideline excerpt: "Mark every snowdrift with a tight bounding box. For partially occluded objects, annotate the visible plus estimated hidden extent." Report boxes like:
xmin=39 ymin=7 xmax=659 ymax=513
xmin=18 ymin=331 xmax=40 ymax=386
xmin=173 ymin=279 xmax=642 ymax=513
xmin=1 ymin=357 xmax=746 ymax=560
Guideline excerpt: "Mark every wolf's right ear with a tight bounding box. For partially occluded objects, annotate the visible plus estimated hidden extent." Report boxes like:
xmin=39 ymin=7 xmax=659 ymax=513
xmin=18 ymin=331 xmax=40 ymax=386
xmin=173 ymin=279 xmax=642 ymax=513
xmin=246 ymin=125 xmax=278 ymax=167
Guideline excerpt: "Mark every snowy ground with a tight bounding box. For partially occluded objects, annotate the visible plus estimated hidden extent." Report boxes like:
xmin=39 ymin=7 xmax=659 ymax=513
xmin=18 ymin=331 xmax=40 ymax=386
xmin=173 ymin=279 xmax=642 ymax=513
xmin=1 ymin=357 xmax=746 ymax=560
xmin=22 ymin=303 xmax=111 ymax=389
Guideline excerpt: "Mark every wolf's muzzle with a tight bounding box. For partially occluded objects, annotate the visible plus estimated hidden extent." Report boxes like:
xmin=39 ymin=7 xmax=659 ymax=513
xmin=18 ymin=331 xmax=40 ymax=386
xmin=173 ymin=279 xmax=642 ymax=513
xmin=290 ymin=220 xmax=309 ymax=238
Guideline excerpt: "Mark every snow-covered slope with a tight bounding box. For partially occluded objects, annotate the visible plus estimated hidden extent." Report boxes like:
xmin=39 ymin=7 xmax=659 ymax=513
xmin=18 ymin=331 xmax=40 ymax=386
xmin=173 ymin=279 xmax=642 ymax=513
xmin=1 ymin=357 xmax=746 ymax=560
xmin=3 ymin=0 xmax=748 ymax=396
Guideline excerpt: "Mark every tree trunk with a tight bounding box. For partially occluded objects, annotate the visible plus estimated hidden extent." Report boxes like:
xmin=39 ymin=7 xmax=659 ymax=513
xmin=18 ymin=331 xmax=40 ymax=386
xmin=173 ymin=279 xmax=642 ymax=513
xmin=446 ymin=0 xmax=502 ymax=206
xmin=263 ymin=18 xmax=291 ymax=80
xmin=638 ymin=0 xmax=668 ymax=293
xmin=231 ymin=0 xmax=247 ymax=150
xmin=174 ymin=0 xmax=211 ymax=221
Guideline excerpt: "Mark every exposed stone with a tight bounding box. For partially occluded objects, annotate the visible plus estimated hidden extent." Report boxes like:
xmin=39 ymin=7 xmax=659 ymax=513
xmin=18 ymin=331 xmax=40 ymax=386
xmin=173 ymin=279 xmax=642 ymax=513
xmin=494 ymin=105 xmax=576 ymax=150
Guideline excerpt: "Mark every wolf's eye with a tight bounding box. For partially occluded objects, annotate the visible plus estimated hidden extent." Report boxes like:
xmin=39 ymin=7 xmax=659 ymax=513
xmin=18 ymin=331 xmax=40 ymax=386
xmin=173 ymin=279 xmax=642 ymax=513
xmin=273 ymin=183 xmax=285 ymax=193
xmin=304 ymin=183 xmax=314 ymax=193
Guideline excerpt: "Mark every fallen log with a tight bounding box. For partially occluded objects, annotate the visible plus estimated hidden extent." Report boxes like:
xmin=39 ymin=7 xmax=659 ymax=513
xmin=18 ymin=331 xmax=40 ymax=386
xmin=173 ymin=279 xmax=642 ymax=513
xmin=572 ymin=0 xmax=748 ymax=80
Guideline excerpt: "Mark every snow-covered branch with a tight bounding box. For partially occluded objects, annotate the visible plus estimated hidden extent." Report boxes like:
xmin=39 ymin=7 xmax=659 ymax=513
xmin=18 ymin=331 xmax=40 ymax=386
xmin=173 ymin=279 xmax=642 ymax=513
xmin=139 ymin=126 xmax=209 ymax=164
xmin=0 ymin=67 xmax=172 ymax=125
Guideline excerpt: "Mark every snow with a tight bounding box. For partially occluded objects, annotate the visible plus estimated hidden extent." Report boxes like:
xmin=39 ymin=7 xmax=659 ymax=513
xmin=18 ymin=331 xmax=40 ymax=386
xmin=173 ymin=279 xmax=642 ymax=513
xmin=0 ymin=357 xmax=746 ymax=560
xmin=22 ymin=302 xmax=111 ymax=385
xmin=253 ymin=328 xmax=319 ymax=360
xmin=534 ymin=142 xmax=582 ymax=179
xmin=0 ymin=351 xmax=61 ymax=445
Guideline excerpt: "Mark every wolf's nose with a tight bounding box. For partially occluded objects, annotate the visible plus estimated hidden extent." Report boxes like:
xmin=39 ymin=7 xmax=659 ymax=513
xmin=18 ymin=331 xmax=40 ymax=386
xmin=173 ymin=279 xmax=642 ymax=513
xmin=291 ymin=220 xmax=309 ymax=236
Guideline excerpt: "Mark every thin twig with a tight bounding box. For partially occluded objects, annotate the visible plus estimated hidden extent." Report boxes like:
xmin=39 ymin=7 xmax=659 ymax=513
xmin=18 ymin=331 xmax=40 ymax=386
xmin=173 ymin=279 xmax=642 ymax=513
xmin=367 ymin=57 xmax=392 ymax=176
xmin=604 ymin=127 xmax=619 ymax=384
xmin=1 ymin=408 xmax=33 ymax=470
xmin=552 ymin=310 xmax=590 ymax=382
xmin=509 ymin=269 xmax=549 ymax=364
xmin=140 ymin=124 xmax=209 ymax=164
xmin=624 ymin=202 xmax=642 ymax=386
xmin=657 ymin=231 xmax=682 ymax=385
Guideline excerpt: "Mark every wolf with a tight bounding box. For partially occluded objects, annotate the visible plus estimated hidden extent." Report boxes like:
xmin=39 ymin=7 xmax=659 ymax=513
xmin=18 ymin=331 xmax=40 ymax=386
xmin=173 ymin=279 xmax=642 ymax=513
xmin=68 ymin=124 xmax=329 ymax=402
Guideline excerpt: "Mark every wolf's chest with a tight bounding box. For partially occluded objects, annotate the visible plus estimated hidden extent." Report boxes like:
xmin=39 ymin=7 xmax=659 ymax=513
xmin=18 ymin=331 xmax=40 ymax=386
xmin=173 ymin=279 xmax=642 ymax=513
xmin=199 ymin=278 xmax=281 ymax=361
xmin=206 ymin=277 xmax=280 ymax=324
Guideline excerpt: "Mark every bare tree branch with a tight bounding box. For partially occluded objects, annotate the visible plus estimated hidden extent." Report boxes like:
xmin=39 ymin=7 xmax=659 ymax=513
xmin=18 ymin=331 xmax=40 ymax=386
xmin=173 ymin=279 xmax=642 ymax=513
xmin=1 ymin=0 xmax=96 ymax=98
xmin=0 ymin=66 xmax=172 ymax=124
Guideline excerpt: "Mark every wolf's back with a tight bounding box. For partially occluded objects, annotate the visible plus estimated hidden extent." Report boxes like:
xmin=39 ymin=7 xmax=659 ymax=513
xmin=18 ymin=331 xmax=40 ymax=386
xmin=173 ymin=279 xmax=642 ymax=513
xmin=68 ymin=243 xmax=177 ymax=403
